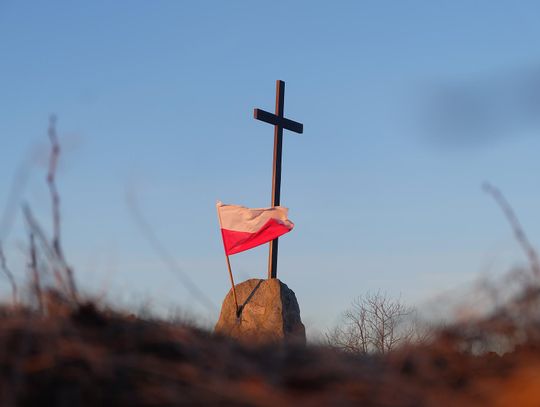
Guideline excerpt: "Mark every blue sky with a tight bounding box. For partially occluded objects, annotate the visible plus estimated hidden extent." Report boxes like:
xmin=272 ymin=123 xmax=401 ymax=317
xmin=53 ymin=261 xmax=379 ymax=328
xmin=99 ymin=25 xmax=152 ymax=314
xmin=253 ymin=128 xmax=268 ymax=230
xmin=2 ymin=1 xmax=540 ymax=336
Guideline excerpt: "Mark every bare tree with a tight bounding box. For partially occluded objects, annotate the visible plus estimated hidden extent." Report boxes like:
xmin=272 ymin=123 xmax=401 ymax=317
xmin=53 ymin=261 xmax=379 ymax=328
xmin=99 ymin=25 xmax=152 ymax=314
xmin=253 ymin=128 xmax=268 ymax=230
xmin=327 ymin=292 xmax=415 ymax=354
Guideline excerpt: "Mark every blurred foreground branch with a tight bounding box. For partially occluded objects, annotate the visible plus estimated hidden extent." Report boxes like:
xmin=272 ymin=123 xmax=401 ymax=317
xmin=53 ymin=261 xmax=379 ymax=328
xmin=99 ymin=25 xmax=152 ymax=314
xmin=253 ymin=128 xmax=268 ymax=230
xmin=28 ymin=233 xmax=43 ymax=313
xmin=483 ymin=182 xmax=540 ymax=278
xmin=126 ymin=188 xmax=216 ymax=313
xmin=0 ymin=241 xmax=17 ymax=306
xmin=46 ymin=116 xmax=77 ymax=302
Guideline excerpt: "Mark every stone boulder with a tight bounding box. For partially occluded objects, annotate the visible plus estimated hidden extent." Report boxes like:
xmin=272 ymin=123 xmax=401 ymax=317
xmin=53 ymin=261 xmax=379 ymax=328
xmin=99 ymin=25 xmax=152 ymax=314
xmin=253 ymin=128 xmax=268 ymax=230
xmin=215 ymin=278 xmax=306 ymax=345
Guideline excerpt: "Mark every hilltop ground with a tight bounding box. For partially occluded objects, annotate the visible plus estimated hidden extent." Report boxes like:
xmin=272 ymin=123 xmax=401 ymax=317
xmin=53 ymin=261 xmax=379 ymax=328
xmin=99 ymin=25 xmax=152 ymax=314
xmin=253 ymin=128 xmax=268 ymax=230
xmin=0 ymin=291 xmax=540 ymax=407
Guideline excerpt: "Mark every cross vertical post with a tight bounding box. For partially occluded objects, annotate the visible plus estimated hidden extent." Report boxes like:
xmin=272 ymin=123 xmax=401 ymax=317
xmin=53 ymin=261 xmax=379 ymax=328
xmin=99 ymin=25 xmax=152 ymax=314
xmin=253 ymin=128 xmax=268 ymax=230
xmin=268 ymin=80 xmax=284 ymax=280
xmin=254 ymin=80 xmax=303 ymax=280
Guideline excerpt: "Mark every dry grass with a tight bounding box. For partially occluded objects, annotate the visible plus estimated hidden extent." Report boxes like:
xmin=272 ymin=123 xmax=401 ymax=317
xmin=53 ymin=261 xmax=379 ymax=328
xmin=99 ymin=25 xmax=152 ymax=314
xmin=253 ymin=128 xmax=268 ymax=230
xmin=0 ymin=285 xmax=537 ymax=407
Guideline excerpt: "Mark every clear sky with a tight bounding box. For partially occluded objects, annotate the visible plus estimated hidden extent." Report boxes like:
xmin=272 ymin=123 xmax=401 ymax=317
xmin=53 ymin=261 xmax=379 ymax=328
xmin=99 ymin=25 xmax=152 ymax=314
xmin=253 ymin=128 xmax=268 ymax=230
xmin=2 ymin=1 xmax=540 ymax=337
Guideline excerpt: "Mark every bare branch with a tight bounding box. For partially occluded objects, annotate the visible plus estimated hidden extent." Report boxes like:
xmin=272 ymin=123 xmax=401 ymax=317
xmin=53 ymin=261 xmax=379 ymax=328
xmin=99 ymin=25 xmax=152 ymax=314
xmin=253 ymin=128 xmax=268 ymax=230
xmin=28 ymin=233 xmax=43 ymax=313
xmin=45 ymin=116 xmax=78 ymax=302
xmin=47 ymin=115 xmax=62 ymax=258
xmin=0 ymin=241 xmax=17 ymax=306
xmin=22 ymin=205 xmax=68 ymax=293
xmin=0 ymin=159 xmax=32 ymax=243
xmin=483 ymin=182 xmax=540 ymax=278
xmin=125 ymin=187 xmax=216 ymax=313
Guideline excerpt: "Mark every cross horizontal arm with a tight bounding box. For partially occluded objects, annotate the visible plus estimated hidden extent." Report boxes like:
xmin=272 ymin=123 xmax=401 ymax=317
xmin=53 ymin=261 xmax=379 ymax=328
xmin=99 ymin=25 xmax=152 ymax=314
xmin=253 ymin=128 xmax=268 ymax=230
xmin=254 ymin=108 xmax=303 ymax=134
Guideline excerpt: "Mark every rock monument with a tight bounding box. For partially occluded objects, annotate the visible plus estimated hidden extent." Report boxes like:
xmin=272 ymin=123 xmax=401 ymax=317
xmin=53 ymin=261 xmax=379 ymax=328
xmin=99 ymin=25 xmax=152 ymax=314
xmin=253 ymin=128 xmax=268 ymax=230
xmin=215 ymin=81 xmax=306 ymax=345
xmin=215 ymin=278 xmax=306 ymax=345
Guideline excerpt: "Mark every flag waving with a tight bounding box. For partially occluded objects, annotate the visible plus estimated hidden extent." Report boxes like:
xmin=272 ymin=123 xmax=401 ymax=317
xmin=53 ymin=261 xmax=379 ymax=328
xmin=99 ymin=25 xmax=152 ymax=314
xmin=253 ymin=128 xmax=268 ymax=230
xmin=217 ymin=201 xmax=294 ymax=255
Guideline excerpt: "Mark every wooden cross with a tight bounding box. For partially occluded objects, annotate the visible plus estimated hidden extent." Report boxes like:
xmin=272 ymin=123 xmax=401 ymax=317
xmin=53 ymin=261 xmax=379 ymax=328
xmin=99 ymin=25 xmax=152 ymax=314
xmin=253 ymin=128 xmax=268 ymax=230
xmin=254 ymin=80 xmax=303 ymax=279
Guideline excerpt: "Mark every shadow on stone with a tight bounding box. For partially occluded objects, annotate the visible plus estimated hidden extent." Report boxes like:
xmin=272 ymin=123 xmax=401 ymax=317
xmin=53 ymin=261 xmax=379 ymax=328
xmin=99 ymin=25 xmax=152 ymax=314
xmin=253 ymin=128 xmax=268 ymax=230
xmin=238 ymin=279 xmax=263 ymax=314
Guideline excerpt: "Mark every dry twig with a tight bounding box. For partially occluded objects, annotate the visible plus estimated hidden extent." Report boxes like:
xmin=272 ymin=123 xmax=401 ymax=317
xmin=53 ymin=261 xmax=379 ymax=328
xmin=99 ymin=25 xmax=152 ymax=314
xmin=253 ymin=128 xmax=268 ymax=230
xmin=125 ymin=188 xmax=216 ymax=313
xmin=22 ymin=205 xmax=67 ymax=295
xmin=0 ymin=241 xmax=17 ymax=306
xmin=46 ymin=116 xmax=78 ymax=301
xmin=28 ymin=233 xmax=43 ymax=313
xmin=483 ymin=182 xmax=540 ymax=278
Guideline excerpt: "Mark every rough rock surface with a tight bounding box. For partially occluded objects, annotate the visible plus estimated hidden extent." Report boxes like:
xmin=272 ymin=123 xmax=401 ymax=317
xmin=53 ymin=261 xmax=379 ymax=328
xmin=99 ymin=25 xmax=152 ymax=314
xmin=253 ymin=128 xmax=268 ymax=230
xmin=214 ymin=278 xmax=306 ymax=344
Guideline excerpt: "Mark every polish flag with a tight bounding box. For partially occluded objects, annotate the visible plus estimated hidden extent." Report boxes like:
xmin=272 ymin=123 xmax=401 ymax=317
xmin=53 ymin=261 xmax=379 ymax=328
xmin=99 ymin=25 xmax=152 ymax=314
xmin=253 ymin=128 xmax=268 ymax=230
xmin=217 ymin=201 xmax=294 ymax=255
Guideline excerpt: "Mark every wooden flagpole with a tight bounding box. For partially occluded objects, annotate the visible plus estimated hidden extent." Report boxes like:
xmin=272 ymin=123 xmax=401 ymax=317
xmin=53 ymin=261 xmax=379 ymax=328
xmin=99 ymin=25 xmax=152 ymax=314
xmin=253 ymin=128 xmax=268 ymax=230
xmin=225 ymin=254 xmax=240 ymax=317
xmin=217 ymin=204 xmax=240 ymax=316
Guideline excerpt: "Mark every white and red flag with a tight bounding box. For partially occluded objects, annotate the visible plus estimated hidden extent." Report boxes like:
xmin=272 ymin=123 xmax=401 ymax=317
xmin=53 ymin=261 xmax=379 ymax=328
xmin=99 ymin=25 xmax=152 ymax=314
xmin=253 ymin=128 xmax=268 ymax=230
xmin=217 ymin=201 xmax=294 ymax=256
